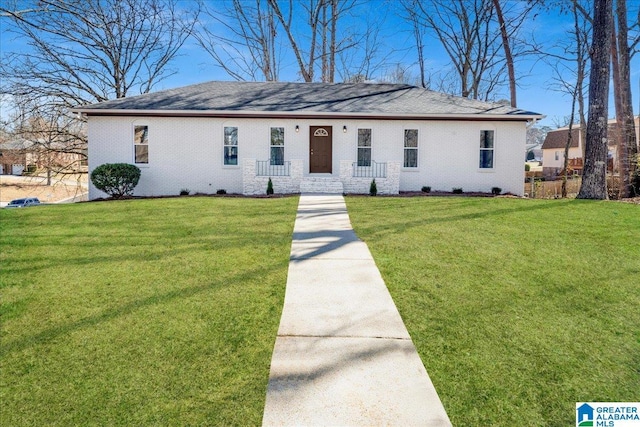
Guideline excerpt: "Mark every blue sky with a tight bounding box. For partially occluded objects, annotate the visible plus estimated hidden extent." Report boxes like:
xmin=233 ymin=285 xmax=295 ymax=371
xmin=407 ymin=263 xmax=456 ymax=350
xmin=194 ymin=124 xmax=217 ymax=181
xmin=1 ymin=0 xmax=639 ymax=128
xmin=152 ymin=1 xmax=640 ymax=128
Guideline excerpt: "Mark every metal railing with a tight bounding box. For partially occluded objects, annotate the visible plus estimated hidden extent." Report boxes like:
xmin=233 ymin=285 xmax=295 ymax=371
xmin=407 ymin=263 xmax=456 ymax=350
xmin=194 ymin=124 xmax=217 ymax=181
xmin=256 ymin=160 xmax=291 ymax=176
xmin=352 ymin=160 xmax=387 ymax=178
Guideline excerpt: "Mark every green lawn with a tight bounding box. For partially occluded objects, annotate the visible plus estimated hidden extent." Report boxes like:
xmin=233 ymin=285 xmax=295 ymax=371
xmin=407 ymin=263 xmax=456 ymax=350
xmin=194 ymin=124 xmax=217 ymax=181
xmin=2 ymin=196 xmax=639 ymax=426
xmin=0 ymin=197 xmax=298 ymax=426
xmin=345 ymin=197 xmax=640 ymax=426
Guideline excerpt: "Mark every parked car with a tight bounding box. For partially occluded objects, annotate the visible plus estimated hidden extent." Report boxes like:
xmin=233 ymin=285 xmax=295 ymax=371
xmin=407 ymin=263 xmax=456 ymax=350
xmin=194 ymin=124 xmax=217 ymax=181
xmin=5 ymin=197 xmax=41 ymax=208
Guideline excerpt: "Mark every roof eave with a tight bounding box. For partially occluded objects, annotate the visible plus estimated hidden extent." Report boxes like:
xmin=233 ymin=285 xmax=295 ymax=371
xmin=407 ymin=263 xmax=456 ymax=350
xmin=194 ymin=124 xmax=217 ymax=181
xmin=72 ymin=108 xmax=544 ymax=122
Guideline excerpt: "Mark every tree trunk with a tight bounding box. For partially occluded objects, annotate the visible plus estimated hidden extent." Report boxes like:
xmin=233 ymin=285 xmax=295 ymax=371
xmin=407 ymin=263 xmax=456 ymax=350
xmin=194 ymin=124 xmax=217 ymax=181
xmin=562 ymin=126 xmax=575 ymax=198
xmin=611 ymin=21 xmax=625 ymax=198
xmin=493 ymin=0 xmax=516 ymax=107
xmin=329 ymin=0 xmax=337 ymax=83
xmin=321 ymin=0 xmax=328 ymax=82
xmin=563 ymin=100 xmax=578 ymax=198
xmin=578 ymin=0 xmax=613 ymax=200
xmin=267 ymin=0 xmax=316 ymax=82
xmin=615 ymin=0 xmax=638 ymax=197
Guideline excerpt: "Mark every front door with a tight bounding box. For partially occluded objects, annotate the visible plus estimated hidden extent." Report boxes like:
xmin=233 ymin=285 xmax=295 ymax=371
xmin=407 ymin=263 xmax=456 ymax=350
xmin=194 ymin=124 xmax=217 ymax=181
xmin=309 ymin=126 xmax=332 ymax=173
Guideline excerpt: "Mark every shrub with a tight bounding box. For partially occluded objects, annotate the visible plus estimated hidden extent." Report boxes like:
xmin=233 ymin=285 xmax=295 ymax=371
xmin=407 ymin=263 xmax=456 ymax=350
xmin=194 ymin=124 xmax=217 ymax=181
xmin=491 ymin=187 xmax=502 ymax=195
xmin=369 ymin=179 xmax=377 ymax=196
xmin=452 ymin=187 xmax=463 ymax=194
xmin=90 ymin=163 xmax=141 ymax=199
xmin=216 ymin=189 xmax=227 ymax=195
xmin=180 ymin=188 xmax=190 ymax=196
xmin=266 ymin=178 xmax=274 ymax=195
xmin=421 ymin=186 xmax=431 ymax=193
xmin=23 ymin=165 xmax=37 ymax=175
xmin=525 ymin=163 xmax=531 ymax=172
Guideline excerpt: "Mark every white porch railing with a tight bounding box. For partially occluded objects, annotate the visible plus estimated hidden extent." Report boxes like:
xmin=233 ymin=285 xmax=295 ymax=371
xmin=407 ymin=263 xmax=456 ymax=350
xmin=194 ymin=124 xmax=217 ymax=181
xmin=352 ymin=160 xmax=387 ymax=178
xmin=256 ymin=160 xmax=291 ymax=176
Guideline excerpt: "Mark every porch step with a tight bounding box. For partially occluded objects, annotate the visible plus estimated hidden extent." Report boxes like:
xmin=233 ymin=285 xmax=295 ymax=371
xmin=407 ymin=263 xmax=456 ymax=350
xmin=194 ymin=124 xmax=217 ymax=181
xmin=300 ymin=177 xmax=344 ymax=194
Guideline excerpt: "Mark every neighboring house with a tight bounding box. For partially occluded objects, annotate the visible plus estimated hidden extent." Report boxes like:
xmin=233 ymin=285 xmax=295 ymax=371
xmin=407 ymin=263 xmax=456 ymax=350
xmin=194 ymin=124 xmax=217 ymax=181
xmin=0 ymin=138 xmax=87 ymax=175
xmin=74 ymin=81 xmax=543 ymax=198
xmin=0 ymin=139 xmax=33 ymax=175
xmin=541 ymin=116 xmax=640 ymax=180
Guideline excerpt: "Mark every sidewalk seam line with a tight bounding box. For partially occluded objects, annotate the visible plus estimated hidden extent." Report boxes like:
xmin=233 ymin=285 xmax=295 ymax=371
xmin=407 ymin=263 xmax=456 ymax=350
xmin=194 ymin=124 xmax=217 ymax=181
xmin=276 ymin=334 xmax=411 ymax=341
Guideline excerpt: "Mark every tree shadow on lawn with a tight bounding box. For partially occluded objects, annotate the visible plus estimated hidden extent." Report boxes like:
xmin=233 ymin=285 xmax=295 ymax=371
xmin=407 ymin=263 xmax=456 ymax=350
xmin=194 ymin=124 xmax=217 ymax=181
xmin=350 ymin=198 xmax=575 ymax=237
xmin=1 ymin=261 xmax=288 ymax=357
xmin=1 ymin=230 xmax=288 ymax=277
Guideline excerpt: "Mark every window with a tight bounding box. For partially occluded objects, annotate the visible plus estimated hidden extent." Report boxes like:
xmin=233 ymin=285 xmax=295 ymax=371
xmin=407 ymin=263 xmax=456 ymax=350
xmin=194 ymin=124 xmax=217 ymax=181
xmin=357 ymin=129 xmax=372 ymax=167
xmin=404 ymin=129 xmax=418 ymax=168
xmin=224 ymin=126 xmax=238 ymax=165
xmin=479 ymin=130 xmax=494 ymax=169
xmin=555 ymin=151 xmax=560 ymax=161
xmin=134 ymin=125 xmax=148 ymax=164
xmin=270 ymin=127 xmax=284 ymax=165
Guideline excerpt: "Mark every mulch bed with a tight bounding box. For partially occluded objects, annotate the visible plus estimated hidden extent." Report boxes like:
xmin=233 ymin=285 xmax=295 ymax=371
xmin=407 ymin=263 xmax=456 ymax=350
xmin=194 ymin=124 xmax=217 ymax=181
xmin=88 ymin=192 xmax=640 ymax=204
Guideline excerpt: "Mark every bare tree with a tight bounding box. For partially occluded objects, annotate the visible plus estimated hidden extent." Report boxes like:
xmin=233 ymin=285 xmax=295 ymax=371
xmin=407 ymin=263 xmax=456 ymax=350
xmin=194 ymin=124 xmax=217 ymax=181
xmin=267 ymin=0 xmax=358 ymax=82
xmin=543 ymin=0 xmax=591 ymax=197
xmin=267 ymin=0 xmax=320 ymax=82
xmin=379 ymin=64 xmax=420 ymax=85
xmin=336 ymin=17 xmax=390 ymax=83
xmin=400 ymin=0 xmax=537 ymax=101
xmin=401 ymin=0 xmax=429 ymax=88
xmin=0 ymin=0 xmax=199 ymax=179
xmin=336 ymin=6 xmax=394 ymax=84
xmin=1 ymin=0 xmax=200 ymax=105
xmin=198 ymin=0 xmax=361 ymax=82
xmin=9 ymin=98 xmax=87 ymax=185
xmin=578 ymin=0 xmax=613 ymax=199
xmin=412 ymin=0 xmax=505 ymax=99
xmin=319 ymin=0 xmax=339 ymax=82
xmin=195 ymin=0 xmax=280 ymax=81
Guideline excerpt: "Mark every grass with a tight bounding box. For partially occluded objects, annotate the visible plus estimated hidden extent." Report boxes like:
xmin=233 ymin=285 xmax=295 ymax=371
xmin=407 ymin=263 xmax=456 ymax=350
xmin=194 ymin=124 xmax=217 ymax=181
xmin=3 ymin=195 xmax=638 ymax=426
xmin=345 ymin=197 xmax=640 ymax=427
xmin=0 ymin=196 xmax=298 ymax=426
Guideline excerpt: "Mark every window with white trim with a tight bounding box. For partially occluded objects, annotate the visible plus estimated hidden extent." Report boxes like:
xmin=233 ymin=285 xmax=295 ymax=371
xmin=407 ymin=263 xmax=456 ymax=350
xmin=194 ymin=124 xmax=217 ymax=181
xmin=270 ymin=127 xmax=284 ymax=165
xmin=224 ymin=126 xmax=238 ymax=165
xmin=134 ymin=125 xmax=148 ymax=164
xmin=357 ymin=129 xmax=372 ymax=167
xmin=404 ymin=129 xmax=418 ymax=168
xmin=479 ymin=130 xmax=495 ymax=169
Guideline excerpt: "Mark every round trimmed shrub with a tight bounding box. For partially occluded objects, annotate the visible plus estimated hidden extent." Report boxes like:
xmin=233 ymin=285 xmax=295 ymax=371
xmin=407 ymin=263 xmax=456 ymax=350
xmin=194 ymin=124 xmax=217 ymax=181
xmin=90 ymin=163 xmax=141 ymax=199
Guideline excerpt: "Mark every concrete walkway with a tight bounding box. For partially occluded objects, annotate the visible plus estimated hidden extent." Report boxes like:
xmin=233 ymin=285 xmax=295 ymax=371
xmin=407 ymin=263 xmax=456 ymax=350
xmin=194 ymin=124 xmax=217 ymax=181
xmin=262 ymin=194 xmax=451 ymax=426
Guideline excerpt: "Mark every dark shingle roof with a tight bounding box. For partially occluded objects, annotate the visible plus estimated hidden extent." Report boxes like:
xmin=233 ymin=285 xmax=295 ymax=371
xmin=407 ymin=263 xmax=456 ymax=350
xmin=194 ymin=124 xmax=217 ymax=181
xmin=542 ymin=121 xmax=630 ymax=149
xmin=76 ymin=81 xmax=542 ymax=119
xmin=542 ymin=128 xmax=580 ymax=149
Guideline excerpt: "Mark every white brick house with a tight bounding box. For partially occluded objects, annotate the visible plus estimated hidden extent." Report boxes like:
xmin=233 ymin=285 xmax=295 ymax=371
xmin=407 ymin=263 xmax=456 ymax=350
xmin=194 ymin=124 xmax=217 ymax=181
xmin=74 ymin=81 xmax=543 ymax=198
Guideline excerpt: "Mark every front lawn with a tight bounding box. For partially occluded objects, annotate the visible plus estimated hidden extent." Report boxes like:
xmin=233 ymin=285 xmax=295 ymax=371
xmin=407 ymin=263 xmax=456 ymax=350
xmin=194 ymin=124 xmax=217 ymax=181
xmin=346 ymin=197 xmax=640 ymax=427
xmin=0 ymin=197 xmax=298 ymax=426
xmin=3 ymin=195 xmax=638 ymax=426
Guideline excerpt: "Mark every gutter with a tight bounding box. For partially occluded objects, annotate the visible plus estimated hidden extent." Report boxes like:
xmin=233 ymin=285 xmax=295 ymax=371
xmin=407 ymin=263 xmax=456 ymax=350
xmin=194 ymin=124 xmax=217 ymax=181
xmin=72 ymin=108 xmax=545 ymax=122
